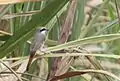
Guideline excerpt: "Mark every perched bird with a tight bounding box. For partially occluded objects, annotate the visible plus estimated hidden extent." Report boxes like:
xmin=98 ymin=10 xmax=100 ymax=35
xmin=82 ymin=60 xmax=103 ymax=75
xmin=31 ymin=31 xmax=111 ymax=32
xmin=26 ymin=27 xmax=48 ymax=71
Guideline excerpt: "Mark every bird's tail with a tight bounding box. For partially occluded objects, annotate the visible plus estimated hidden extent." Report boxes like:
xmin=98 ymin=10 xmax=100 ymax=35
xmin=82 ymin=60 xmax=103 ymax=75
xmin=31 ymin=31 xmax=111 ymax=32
xmin=26 ymin=51 xmax=36 ymax=71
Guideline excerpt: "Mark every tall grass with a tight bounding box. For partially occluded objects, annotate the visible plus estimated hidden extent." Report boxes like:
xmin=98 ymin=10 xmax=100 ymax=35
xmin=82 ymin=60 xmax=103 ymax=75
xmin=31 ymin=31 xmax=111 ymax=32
xmin=0 ymin=0 xmax=120 ymax=81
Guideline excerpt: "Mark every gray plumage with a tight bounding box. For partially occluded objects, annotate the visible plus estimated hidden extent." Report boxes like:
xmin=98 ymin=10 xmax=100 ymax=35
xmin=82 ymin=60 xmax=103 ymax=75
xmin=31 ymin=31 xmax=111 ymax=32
xmin=26 ymin=27 xmax=48 ymax=71
xmin=30 ymin=29 xmax=46 ymax=52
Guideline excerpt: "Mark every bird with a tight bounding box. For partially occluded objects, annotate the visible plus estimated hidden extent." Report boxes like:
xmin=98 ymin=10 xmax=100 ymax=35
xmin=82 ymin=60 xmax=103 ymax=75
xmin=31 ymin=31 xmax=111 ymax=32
xmin=26 ymin=27 xmax=48 ymax=71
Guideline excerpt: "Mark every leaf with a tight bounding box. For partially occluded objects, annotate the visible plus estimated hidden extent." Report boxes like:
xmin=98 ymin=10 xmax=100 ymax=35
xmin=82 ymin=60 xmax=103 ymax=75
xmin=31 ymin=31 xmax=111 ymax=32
xmin=48 ymin=34 xmax=120 ymax=51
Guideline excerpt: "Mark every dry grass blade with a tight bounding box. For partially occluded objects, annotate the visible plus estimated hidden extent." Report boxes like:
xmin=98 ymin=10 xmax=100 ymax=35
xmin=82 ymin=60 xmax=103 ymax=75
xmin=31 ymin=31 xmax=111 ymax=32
xmin=47 ymin=0 xmax=77 ymax=80
xmin=0 ymin=71 xmax=45 ymax=80
xmin=50 ymin=70 xmax=120 ymax=81
xmin=0 ymin=0 xmax=42 ymax=5
xmin=0 ymin=60 xmax=23 ymax=81
xmin=80 ymin=48 xmax=112 ymax=81
xmin=1 ymin=10 xmax=42 ymax=19
xmin=55 ymin=57 xmax=74 ymax=75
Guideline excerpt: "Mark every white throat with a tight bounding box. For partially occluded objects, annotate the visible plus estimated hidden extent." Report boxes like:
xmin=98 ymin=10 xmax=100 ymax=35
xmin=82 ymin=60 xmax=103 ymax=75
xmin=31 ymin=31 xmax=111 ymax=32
xmin=41 ymin=31 xmax=46 ymax=35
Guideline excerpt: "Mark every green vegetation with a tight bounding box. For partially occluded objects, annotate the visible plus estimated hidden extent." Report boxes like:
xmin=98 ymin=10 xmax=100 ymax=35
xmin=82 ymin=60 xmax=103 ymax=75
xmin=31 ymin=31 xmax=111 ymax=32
xmin=0 ymin=0 xmax=120 ymax=81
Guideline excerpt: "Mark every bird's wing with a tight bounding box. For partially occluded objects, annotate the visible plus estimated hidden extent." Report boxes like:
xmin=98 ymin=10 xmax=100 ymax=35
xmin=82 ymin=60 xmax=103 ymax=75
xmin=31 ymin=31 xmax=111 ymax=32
xmin=30 ymin=34 xmax=45 ymax=52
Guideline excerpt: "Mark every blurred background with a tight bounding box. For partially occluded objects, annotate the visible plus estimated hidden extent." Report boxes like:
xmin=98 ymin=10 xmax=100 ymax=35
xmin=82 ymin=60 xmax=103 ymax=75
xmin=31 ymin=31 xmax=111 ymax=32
xmin=0 ymin=0 xmax=120 ymax=81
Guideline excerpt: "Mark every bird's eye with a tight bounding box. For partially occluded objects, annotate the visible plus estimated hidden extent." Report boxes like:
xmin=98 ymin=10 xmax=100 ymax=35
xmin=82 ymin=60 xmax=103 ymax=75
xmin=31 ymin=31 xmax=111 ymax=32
xmin=39 ymin=29 xmax=42 ymax=32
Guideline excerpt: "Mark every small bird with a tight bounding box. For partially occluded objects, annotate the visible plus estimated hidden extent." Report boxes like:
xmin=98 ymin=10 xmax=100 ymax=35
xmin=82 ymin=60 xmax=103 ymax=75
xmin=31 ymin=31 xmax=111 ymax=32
xmin=26 ymin=27 xmax=48 ymax=71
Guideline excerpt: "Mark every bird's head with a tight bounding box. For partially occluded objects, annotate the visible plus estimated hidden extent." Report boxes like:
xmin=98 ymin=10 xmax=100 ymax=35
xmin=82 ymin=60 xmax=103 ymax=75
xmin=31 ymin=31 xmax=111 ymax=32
xmin=36 ymin=27 xmax=49 ymax=35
